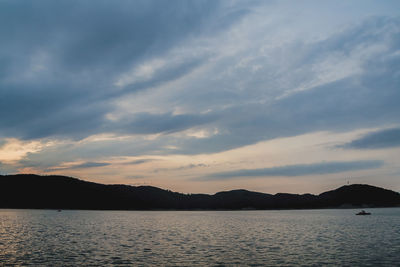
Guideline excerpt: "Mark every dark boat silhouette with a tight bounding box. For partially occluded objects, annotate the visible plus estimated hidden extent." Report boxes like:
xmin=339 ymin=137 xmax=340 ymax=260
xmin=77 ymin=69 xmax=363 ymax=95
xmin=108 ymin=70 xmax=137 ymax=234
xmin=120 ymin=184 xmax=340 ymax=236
xmin=356 ymin=210 xmax=371 ymax=215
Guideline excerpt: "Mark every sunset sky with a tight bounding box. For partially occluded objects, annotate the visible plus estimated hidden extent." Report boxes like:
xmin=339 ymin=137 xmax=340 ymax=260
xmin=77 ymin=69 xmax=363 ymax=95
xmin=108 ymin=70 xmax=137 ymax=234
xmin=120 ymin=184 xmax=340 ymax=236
xmin=1 ymin=0 xmax=399 ymax=194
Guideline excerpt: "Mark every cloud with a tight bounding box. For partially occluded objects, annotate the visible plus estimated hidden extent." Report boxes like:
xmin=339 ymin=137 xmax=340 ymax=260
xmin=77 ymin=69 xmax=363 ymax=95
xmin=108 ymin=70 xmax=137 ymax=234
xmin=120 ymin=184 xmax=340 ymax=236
xmin=113 ymin=56 xmax=209 ymax=96
xmin=0 ymin=140 xmax=6 ymax=148
xmin=156 ymin=163 xmax=209 ymax=173
xmin=1 ymin=1 xmax=400 ymax=179
xmin=112 ymin=112 xmax=218 ymax=135
xmin=171 ymin=16 xmax=400 ymax=154
xmin=125 ymin=159 xmax=155 ymax=165
xmin=126 ymin=175 xmax=146 ymax=179
xmin=70 ymin=162 xmax=110 ymax=169
xmin=0 ymin=0 xmax=239 ymax=140
xmin=1 ymin=3 xmax=399 ymax=146
xmin=0 ymin=161 xmax=19 ymax=174
xmin=341 ymin=128 xmax=400 ymax=149
xmin=46 ymin=161 xmax=110 ymax=172
xmin=200 ymin=160 xmax=384 ymax=180
xmin=177 ymin=163 xmax=209 ymax=170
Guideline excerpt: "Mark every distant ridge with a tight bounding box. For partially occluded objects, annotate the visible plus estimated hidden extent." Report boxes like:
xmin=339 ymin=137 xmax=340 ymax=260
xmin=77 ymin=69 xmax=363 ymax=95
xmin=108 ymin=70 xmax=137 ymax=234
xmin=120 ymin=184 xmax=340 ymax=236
xmin=1 ymin=174 xmax=399 ymax=210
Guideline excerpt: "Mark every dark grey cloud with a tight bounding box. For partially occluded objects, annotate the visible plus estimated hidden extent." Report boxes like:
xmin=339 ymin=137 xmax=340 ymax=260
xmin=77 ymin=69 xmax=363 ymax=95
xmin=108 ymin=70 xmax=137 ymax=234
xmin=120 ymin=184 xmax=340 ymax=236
xmin=177 ymin=163 xmax=209 ymax=170
xmin=341 ymin=128 xmax=400 ymax=149
xmin=1 ymin=2 xmax=399 ymax=170
xmin=113 ymin=57 xmax=209 ymax=97
xmin=0 ymin=0 xmax=222 ymax=72
xmin=113 ymin=112 xmax=217 ymax=135
xmin=70 ymin=162 xmax=110 ymax=169
xmin=200 ymin=160 xmax=384 ymax=180
xmin=125 ymin=159 xmax=155 ymax=165
xmin=175 ymin=72 xmax=400 ymax=155
xmin=172 ymin=17 xmax=400 ymax=154
xmin=0 ymin=0 xmax=245 ymax=140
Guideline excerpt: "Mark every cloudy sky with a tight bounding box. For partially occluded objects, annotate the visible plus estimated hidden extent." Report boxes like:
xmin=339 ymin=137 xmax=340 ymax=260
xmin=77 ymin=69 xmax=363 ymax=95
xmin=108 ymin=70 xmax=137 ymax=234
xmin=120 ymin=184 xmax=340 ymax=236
xmin=1 ymin=0 xmax=399 ymax=194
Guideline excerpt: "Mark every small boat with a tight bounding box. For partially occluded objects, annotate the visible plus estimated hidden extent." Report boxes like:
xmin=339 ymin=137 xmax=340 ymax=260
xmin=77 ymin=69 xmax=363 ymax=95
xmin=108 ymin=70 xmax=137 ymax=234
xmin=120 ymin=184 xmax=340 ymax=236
xmin=356 ymin=210 xmax=371 ymax=215
xmin=57 ymin=209 xmax=62 ymax=212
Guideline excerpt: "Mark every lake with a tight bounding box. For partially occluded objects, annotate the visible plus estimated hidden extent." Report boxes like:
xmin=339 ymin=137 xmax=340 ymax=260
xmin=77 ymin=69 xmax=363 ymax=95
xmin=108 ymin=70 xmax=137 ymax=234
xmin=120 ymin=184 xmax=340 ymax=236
xmin=1 ymin=208 xmax=399 ymax=266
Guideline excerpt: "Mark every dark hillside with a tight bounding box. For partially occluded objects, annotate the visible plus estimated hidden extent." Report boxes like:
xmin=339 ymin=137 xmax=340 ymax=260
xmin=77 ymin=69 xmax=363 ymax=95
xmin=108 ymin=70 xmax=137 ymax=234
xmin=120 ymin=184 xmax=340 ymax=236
xmin=1 ymin=174 xmax=399 ymax=210
xmin=318 ymin=184 xmax=400 ymax=207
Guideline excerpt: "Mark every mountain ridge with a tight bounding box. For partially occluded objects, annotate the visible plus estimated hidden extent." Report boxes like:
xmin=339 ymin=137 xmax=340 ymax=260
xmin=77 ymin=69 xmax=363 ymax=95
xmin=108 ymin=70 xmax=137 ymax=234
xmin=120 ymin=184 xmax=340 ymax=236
xmin=1 ymin=174 xmax=399 ymax=210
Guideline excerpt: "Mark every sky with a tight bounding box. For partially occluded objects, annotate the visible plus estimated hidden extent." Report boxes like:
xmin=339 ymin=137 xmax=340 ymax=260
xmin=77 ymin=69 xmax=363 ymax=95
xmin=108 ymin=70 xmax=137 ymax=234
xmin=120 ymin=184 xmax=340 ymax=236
xmin=0 ymin=0 xmax=400 ymax=194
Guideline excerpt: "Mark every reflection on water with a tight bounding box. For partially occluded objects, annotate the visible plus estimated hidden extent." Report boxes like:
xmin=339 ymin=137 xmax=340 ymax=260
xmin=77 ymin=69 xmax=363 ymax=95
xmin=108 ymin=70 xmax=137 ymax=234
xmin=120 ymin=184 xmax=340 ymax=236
xmin=1 ymin=208 xmax=399 ymax=266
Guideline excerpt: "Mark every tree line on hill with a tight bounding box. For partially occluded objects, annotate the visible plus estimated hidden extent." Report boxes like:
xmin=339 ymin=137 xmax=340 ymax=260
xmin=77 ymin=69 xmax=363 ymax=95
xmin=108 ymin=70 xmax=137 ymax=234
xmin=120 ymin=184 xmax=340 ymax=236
xmin=1 ymin=174 xmax=399 ymax=210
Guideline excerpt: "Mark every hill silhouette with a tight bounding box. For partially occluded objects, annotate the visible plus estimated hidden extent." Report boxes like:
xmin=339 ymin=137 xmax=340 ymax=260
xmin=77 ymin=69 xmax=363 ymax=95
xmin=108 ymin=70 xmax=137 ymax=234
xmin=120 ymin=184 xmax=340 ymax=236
xmin=0 ymin=174 xmax=399 ymax=210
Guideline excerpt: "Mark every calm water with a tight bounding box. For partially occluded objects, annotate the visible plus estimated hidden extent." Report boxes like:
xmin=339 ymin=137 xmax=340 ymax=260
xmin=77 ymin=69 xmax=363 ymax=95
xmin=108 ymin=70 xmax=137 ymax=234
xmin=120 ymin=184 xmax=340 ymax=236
xmin=1 ymin=208 xmax=399 ymax=266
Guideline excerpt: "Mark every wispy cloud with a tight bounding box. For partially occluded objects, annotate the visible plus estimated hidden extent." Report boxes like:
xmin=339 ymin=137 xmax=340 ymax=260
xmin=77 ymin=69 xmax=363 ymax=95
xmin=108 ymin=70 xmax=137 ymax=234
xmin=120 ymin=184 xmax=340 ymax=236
xmin=200 ymin=160 xmax=384 ymax=180
xmin=70 ymin=162 xmax=111 ymax=169
xmin=124 ymin=159 xmax=156 ymax=165
xmin=154 ymin=163 xmax=209 ymax=173
xmin=0 ymin=161 xmax=18 ymax=174
xmin=0 ymin=0 xmax=227 ymax=140
xmin=177 ymin=163 xmax=209 ymax=170
xmin=1 ymin=1 xmax=399 ymax=192
xmin=125 ymin=175 xmax=146 ymax=179
xmin=46 ymin=161 xmax=110 ymax=172
xmin=340 ymin=128 xmax=400 ymax=149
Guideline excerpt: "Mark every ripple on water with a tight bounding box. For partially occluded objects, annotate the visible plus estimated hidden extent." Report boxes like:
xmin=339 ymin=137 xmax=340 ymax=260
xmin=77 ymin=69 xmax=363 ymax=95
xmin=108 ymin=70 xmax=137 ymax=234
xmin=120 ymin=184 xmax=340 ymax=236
xmin=0 ymin=209 xmax=400 ymax=266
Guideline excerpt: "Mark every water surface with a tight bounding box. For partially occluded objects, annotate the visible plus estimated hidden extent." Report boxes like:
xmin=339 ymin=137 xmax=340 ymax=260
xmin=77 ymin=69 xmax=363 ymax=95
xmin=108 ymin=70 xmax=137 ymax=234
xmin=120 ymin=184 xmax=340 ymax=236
xmin=1 ymin=208 xmax=399 ymax=266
